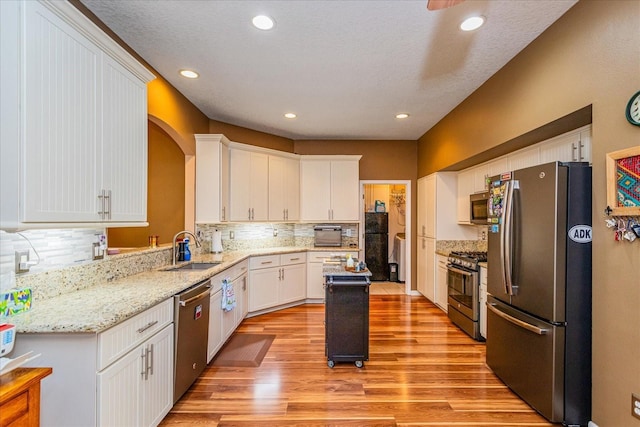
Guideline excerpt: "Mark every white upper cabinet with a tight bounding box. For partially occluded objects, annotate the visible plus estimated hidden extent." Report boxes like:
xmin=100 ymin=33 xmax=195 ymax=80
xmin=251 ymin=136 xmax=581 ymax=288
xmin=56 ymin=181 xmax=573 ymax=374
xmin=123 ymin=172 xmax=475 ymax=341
xmin=539 ymin=125 xmax=592 ymax=164
xmin=0 ymin=1 xmax=154 ymax=230
xmin=229 ymin=148 xmax=269 ymax=221
xmin=300 ymin=157 xmax=361 ymax=221
xmin=456 ymin=125 xmax=592 ymax=224
xmin=268 ymin=155 xmax=300 ymax=221
xmin=195 ymin=134 xmax=230 ymax=223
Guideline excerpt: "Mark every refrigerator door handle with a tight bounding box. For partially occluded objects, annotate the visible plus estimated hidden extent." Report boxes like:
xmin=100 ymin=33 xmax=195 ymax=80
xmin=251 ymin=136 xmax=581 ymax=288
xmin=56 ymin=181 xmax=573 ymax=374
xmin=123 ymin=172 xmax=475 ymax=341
xmin=502 ymin=180 xmax=519 ymax=295
xmin=487 ymin=303 xmax=548 ymax=335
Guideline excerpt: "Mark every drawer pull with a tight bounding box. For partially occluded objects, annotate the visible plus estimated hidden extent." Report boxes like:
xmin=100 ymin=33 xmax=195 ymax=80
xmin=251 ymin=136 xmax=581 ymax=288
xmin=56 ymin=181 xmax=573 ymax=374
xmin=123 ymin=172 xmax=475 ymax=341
xmin=261 ymin=261 xmax=273 ymax=265
xmin=136 ymin=320 xmax=158 ymax=334
xmin=289 ymin=257 xmax=300 ymax=261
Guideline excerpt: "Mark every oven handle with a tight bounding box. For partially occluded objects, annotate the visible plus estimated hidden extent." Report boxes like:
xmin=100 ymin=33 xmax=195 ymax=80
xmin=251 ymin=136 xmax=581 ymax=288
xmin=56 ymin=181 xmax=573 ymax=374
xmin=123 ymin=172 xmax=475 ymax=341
xmin=487 ymin=303 xmax=548 ymax=335
xmin=446 ymin=265 xmax=474 ymax=277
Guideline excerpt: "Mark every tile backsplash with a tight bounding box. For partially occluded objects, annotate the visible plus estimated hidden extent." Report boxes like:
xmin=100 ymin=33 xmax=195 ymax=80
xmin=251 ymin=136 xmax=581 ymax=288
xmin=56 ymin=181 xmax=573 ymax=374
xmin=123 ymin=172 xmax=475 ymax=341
xmin=0 ymin=228 xmax=106 ymax=290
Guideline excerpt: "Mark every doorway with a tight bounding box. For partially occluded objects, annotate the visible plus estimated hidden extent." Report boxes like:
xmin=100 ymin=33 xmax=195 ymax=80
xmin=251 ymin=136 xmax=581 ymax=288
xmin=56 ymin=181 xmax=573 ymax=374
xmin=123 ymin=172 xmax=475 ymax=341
xmin=360 ymin=180 xmax=412 ymax=295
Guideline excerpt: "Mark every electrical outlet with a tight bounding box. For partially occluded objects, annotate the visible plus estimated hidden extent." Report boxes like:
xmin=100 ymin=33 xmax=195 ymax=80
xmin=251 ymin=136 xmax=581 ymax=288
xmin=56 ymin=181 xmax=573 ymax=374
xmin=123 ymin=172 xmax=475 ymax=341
xmin=346 ymin=229 xmax=352 ymax=237
xmin=632 ymin=393 xmax=640 ymax=420
xmin=15 ymin=250 xmax=30 ymax=273
xmin=230 ymin=231 xmax=235 ymax=240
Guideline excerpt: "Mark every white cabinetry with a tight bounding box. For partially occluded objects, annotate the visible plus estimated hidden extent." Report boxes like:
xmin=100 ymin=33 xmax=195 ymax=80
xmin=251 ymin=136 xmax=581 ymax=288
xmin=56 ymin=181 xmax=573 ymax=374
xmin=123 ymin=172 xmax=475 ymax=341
xmin=300 ymin=156 xmax=361 ymax=221
xmin=456 ymin=125 xmax=592 ymax=224
xmin=269 ymin=155 xmax=300 ymax=221
xmin=249 ymin=253 xmax=306 ymax=313
xmin=196 ymin=134 xmax=230 ymax=223
xmin=97 ymin=299 xmax=174 ymax=427
xmin=435 ymin=255 xmax=448 ymax=312
xmin=208 ymin=283 xmax=224 ymax=363
xmin=0 ymin=0 xmax=154 ymax=230
xmin=306 ymin=251 xmax=359 ymax=300
xmin=417 ymin=237 xmax=435 ymax=301
xmin=418 ymin=173 xmax=475 ymax=302
xmin=230 ymin=148 xmax=269 ymax=221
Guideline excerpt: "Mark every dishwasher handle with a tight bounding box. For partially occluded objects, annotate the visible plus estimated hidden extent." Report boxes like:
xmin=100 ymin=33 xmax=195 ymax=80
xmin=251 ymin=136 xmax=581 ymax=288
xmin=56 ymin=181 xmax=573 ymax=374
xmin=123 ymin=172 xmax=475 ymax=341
xmin=179 ymin=286 xmax=211 ymax=306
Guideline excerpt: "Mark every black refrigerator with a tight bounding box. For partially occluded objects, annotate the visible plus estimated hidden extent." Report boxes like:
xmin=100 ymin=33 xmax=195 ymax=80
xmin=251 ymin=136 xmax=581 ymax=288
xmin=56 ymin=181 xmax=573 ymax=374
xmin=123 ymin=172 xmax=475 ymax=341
xmin=485 ymin=162 xmax=591 ymax=426
xmin=365 ymin=212 xmax=389 ymax=281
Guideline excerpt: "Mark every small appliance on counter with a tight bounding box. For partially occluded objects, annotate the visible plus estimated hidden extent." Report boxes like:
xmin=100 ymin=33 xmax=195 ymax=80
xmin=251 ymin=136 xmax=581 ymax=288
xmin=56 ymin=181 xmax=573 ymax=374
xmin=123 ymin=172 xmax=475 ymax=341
xmin=0 ymin=323 xmax=41 ymax=375
xmin=314 ymin=225 xmax=342 ymax=247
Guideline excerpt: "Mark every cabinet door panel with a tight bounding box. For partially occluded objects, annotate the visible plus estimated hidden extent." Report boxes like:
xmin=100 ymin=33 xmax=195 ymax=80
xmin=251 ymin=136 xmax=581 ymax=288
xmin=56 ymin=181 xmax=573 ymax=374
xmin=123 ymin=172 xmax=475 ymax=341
xmin=249 ymin=268 xmax=280 ymax=311
xmin=208 ymin=289 xmax=223 ymax=362
xmin=280 ymin=263 xmax=306 ymax=304
xmin=300 ymin=160 xmax=331 ymax=220
xmin=141 ymin=325 xmax=173 ymax=427
xmin=330 ymin=161 xmax=359 ymax=221
xmin=22 ymin=2 xmax=101 ymax=222
xmin=250 ymin=152 xmax=269 ymax=221
xmin=102 ymin=56 xmax=148 ymax=222
xmin=97 ymin=347 xmax=141 ymax=426
xmin=306 ymin=262 xmax=325 ymax=299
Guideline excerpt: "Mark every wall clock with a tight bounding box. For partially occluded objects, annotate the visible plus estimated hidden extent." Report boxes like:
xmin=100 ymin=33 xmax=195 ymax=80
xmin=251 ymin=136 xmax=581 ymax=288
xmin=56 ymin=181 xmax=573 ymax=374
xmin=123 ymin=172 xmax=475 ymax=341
xmin=626 ymin=90 xmax=640 ymax=126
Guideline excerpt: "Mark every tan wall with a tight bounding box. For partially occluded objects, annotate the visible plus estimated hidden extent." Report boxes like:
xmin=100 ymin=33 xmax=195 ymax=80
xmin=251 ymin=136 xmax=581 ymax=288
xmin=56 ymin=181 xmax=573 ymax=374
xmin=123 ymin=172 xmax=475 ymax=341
xmin=418 ymin=1 xmax=640 ymax=425
xmin=209 ymin=120 xmax=294 ymax=153
xmin=108 ymin=122 xmax=185 ymax=247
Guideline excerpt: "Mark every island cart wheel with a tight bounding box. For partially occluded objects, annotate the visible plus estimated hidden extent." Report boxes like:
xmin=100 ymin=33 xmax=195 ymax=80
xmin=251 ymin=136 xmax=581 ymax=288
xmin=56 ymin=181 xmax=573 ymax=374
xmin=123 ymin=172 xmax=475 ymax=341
xmin=355 ymin=361 xmax=364 ymax=368
xmin=328 ymin=360 xmax=335 ymax=368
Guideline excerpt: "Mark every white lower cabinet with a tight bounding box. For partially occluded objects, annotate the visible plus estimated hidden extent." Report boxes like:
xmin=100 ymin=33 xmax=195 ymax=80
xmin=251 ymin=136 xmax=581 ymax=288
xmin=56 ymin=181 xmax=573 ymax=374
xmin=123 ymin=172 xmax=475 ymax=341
xmin=208 ymin=261 xmax=249 ymax=363
xmin=97 ymin=298 xmax=174 ymax=427
xmin=249 ymin=253 xmax=306 ymax=313
xmin=435 ymin=255 xmax=448 ymax=312
xmin=417 ymin=236 xmax=436 ymax=302
xmin=306 ymin=251 xmax=359 ymax=300
xmin=97 ymin=325 xmax=173 ymax=427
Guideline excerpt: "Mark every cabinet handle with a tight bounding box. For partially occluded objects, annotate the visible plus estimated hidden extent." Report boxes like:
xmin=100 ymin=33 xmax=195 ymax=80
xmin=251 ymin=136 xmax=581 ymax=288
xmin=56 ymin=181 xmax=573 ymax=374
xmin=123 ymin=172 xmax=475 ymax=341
xmin=147 ymin=343 xmax=154 ymax=376
xmin=282 ymin=268 xmax=285 ymax=281
xmin=261 ymin=261 xmax=273 ymax=265
xmin=278 ymin=268 xmax=282 ymax=280
xmin=98 ymin=190 xmax=106 ymax=219
xmin=105 ymin=190 xmax=111 ymax=220
xmin=290 ymin=257 xmax=300 ymax=261
xmin=136 ymin=320 xmax=158 ymax=334
xmin=579 ymin=140 xmax=585 ymax=161
xmin=140 ymin=347 xmax=147 ymax=379
xmin=248 ymin=208 xmax=252 ymax=220
xmin=285 ymin=209 xmax=289 ymax=220
xmin=571 ymin=143 xmax=578 ymax=161
xmin=222 ymin=206 xmax=226 ymax=221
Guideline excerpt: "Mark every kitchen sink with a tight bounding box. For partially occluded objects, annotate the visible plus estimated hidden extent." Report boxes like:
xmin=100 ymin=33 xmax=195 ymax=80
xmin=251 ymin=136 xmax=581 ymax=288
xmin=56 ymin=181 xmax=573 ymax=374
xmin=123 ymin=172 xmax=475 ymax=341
xmin=165 ymin=262 xmax=221 ymax=271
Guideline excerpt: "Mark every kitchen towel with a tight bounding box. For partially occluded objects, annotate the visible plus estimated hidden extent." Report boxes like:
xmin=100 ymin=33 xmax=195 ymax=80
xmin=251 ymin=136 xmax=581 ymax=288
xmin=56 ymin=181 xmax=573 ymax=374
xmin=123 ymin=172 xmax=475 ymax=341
xmin=221 ymin=278 xmax=236 ymax=312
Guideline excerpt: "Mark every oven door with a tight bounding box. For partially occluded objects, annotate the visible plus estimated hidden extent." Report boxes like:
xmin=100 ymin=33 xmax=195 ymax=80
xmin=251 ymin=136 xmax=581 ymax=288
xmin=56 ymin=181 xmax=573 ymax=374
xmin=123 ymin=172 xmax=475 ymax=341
xmin=447 ymin=265 xmax=478 ymax=320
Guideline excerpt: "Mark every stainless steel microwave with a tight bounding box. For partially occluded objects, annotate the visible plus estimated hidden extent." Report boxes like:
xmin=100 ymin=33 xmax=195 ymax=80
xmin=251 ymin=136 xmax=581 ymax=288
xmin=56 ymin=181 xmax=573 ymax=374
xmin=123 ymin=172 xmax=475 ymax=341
xmin=469 ymin=192 xmax=489 ymax=224
xmin=314 ymin=225 xmax=342 ymax=247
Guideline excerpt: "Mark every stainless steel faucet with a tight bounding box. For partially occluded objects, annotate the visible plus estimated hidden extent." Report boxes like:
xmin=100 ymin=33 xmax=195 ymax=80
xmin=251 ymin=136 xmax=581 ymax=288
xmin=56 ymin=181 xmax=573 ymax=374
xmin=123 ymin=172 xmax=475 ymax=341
xmin=172 ymin=230 xmax=202 ymax=265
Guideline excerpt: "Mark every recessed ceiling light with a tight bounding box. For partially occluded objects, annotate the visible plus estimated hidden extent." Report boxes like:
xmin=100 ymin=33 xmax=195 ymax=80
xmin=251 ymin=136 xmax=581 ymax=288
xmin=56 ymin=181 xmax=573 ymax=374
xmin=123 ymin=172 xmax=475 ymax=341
xmin=179 ymin=69 xmax=199 ymax=79
xmin=396 ymin=113 xmax=410 ymax=119
xmin=252 ymin=15 xmax=275 ymax=30
xmin=460 ymin=16 xmax=485 ymax=31
xmin=284 ymin=113 xmax=297 ymax=119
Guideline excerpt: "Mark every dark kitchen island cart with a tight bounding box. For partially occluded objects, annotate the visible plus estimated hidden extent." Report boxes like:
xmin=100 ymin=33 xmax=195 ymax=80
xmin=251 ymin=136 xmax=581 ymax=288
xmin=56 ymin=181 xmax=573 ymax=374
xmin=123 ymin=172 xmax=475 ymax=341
xmin=323 ymin=267 xmax=372 ymax=368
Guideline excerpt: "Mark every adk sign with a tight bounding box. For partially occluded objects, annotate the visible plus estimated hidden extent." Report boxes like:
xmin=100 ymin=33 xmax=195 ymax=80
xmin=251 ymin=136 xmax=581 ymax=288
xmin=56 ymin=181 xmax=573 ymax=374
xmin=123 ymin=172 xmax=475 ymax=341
xmin=568 ymin=225 xmax=592 ymax=243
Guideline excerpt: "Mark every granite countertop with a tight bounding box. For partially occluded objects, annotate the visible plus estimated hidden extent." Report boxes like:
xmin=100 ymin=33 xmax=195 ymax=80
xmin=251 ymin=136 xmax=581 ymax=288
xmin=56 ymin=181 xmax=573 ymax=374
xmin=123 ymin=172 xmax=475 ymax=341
xmin=9 ymin=246 xmax=360 ymax=335
xmin=322 ymin=263 xmax=372 ymax=277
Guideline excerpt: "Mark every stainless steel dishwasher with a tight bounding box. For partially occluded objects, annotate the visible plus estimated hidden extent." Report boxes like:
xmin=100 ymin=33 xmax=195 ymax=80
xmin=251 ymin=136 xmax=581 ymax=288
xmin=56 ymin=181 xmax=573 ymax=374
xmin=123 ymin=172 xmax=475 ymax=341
xmin=174 ymin=279 xmax=211 ymax=403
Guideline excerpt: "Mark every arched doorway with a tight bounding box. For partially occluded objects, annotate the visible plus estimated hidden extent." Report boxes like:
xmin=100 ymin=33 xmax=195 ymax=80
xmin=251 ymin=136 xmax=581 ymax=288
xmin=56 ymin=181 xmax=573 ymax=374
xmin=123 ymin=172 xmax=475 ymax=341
xmin=107 ymin=120 xmax=185 ymax=247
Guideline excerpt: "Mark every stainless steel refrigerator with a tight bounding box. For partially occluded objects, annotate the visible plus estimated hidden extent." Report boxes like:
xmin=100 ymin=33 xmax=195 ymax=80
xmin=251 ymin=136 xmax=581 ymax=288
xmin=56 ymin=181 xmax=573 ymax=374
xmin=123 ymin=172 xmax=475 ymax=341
xmin=365 ymin=212 xmax=389 ymax=281
xmin=486 ymin=162 xmax=591 ymax=426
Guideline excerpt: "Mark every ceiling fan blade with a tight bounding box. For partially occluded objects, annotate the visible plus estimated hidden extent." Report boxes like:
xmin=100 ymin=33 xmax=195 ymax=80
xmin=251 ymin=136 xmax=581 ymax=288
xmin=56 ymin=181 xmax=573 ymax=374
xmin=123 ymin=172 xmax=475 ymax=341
xmin=427 ymin=0 xmax=464 ymax=11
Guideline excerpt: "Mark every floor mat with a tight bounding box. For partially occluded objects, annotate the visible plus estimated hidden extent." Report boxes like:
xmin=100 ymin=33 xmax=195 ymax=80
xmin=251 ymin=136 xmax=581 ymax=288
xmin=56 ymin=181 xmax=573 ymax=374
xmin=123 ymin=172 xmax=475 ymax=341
xmin=212 ymin=333 xmax=275 ymax=367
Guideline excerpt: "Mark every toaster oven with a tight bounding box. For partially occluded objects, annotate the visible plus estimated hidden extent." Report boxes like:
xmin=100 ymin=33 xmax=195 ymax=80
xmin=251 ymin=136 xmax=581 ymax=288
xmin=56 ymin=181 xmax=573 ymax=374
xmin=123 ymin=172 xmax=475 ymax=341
xmin=314 ymin=225 xmax=342 ymax=247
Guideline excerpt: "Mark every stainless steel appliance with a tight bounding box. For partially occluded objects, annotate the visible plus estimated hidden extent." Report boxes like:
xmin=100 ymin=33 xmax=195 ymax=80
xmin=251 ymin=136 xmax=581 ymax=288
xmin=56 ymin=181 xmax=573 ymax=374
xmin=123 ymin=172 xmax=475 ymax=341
xmin=174 ymin=279 xmax=211 ymax=403
xmin=447 ymin=251 xmax=487 ymax=341
xmin=469 ymin=191 xmax=490 ymax=224
xmin=314 ymin=225 xmax=342 ymax=247
xmin=364 ymin=212 xmax=389 ymax=281
xmin=486 ymin=161 xmax=591 ymax=426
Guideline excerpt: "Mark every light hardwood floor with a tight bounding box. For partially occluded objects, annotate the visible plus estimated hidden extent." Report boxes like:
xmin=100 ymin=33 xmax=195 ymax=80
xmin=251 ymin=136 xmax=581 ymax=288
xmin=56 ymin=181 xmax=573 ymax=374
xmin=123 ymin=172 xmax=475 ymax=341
xmin=161 ymin=293 xmax=554 ymax=426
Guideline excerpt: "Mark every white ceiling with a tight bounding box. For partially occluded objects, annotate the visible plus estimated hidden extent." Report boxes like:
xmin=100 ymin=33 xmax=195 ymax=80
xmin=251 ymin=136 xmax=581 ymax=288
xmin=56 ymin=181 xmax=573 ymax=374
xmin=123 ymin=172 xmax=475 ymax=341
xmin=80 ymin=0 xmax=577 ymax=141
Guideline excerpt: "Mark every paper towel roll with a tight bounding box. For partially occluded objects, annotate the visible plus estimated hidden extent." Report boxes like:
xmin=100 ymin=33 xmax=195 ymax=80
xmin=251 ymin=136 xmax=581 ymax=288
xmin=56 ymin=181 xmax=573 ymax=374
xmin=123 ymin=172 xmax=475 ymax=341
xmin=211 ymin=230 xmax=223 ymax=253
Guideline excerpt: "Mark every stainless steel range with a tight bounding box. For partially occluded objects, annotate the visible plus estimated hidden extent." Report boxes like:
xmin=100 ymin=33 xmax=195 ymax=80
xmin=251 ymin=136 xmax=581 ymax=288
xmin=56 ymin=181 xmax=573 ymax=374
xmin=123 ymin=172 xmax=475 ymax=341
xmin=447 ymin=251 xmax=487 ymax=341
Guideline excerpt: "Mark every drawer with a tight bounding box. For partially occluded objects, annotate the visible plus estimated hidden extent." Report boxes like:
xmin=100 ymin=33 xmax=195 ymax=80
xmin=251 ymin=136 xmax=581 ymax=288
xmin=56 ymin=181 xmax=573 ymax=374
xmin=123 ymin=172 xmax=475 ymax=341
xmin=249 ymin=254 xmax=280 ymax=270
xmin=97 ymin=298 xmax=173 ymax=371
xmin=307 ymin=251 xmax=358 ymax=263
xmin=280 ymin=252 xmax=306 ymax=266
